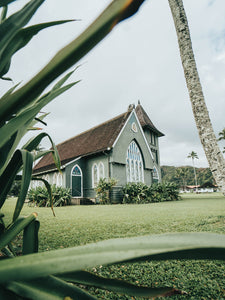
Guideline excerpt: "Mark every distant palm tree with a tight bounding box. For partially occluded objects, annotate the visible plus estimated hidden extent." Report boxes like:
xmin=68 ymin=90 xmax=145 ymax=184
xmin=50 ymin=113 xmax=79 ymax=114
xmin=187 ymin=151 xmax=199 ymax=192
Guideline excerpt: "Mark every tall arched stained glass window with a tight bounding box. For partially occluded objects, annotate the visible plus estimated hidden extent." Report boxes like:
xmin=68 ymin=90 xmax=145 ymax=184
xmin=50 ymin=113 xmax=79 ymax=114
xmin=152 ymin=166 xmax=159 ymax=183
xmin=92 ymin=162 xmax=105 ymax=187
xmin=126 ymin=141 xmax=144 ymax=183
xmin=99 ymin=162 xmax=104 ymax=179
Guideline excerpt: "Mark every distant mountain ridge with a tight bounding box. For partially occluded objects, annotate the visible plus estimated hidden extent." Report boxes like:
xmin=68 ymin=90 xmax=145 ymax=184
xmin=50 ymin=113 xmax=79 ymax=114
xmin=161 ymin=165 xmax=214 ymax=186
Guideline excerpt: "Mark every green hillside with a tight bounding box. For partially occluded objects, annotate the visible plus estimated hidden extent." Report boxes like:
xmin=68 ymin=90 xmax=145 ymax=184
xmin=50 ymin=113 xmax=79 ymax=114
xmin=161 ymin=165 xmax=214 ymax=186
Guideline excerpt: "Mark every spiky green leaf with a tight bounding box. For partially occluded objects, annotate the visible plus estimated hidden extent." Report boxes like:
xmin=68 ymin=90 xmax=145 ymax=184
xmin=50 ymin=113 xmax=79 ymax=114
xmin=0 ymin=20 xmax=74 ymax=78
xmin=59 ymin=270 xmax=173 ymax=298
xmin=6 ymin=275 xmax=96 ymax=300
xmin=0 ymin=213 xmax=37 ymax=251
xmin=13 ymin=150 xmax=33 ymax=221
xmin=0 ymin=0 xmax=45 ymax=57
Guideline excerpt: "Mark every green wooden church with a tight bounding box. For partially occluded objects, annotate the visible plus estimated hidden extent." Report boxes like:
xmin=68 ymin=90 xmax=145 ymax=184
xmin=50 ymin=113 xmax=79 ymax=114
xmin=33 ymin=102 xmax=164 ymax=202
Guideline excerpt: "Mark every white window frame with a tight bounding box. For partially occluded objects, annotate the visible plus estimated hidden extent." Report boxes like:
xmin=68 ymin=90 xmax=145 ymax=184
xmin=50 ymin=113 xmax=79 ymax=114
xmin=92 ymin=162 xmax=105 ymax=187
xmin=126 ymin=141 xmax=144 ymax=183
xmin=152 ymin=166 xmax=159 ymax=181
xmin=71 ymin=164 xmax=83 ymax=197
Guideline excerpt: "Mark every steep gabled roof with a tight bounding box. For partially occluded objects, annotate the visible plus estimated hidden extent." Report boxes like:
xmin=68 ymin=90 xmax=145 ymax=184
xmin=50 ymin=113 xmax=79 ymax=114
xmin=33 ymin=110 xmax=131 ymax=174
xmin=33 ymin=104 xmax=164 ymax=174
xmin=135 ymin=104 xmax=164 ymax=137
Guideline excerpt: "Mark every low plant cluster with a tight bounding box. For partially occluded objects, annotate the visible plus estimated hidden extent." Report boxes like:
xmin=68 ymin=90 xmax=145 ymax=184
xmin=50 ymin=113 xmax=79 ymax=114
xmin=28 ymin=185 xmax=71 ymax=207
xmin=122 ymin=182 xmax=180 ymax=204
xmin=95 ymin=178 xmax=117 ymax=204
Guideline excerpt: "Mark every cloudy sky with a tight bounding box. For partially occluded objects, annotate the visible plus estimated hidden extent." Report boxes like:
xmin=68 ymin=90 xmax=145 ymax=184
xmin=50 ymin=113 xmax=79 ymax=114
xmin=2 ymin=0 xmax=225 ymax=167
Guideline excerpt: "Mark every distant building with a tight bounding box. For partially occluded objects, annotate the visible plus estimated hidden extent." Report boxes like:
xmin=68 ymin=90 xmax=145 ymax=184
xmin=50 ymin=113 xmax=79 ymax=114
xmin=181 ymin=182 xmax=218 ymax=193
xmin=33 ymin=103 xmax=164 ymax=201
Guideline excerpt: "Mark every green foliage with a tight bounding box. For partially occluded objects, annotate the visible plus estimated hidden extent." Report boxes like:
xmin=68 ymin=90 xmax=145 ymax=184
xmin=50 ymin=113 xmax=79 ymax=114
xmin=161 ymin=165 xmax=215 ymax=186
xmin=9 ymin=180 xmax=21 ymax=197
xmin=122 ymin=182 xmax=180 ymax=204
xmin=95 ymin=178 xmax=117 ymax=204
xmin=28 ymin=185 xmax=71 ymax=207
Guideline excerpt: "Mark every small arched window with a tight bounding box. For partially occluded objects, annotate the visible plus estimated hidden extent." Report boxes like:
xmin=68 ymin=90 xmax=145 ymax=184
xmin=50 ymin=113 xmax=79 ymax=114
xmin=57 ymin=173 xmax=63 ymax=186
xmin=126 ymin=141 xmax=144 ymax=183
xmin=92 ymin=162 xmax=105 ymax=187
xmin=99 ymin=162 xmax=104 ymax=179
xmin=152 ymin=166 xmax=159 ymax=182
xmin=92 ymin=164 xmax=98 ymax=187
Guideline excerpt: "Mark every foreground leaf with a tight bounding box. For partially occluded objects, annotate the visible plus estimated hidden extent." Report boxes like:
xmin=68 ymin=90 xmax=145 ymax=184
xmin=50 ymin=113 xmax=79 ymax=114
xmin=0 ymin=20 xmax=74 ymax=78
xmin=59 ymin=270 xmax=173 ymax=298
xmin=0 ymin=0 xmax=45 ymax=57
xmin=0 ymin=213 xmax=37 ymax=251
xmin=13 ymin=150 xmax=33 ymax=221
xmin=0 ymin=0 xmax=16 ymax=7
xmin=6 ymin=275 xmax=96 ymax=300
xmin=0 ymin=233 xmax=224 ymax=283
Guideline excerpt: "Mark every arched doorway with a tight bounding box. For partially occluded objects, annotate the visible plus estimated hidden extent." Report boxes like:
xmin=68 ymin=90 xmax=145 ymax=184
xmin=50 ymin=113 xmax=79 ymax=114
xmin=71 ymin=165 xmax=82 ymax=197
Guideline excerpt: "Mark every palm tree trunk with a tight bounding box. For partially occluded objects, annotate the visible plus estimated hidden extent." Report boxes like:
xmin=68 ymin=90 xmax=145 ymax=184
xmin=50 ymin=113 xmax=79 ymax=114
xmin=168 ymin=0 xmax=225 ymax=194
xmin=192 ymin=158 xmax=198 ymax=193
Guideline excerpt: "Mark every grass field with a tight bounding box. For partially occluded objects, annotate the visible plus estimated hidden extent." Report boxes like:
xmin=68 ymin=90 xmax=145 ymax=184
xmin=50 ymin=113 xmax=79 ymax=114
xmin=3 ymin=193 xmax=225 ymax=299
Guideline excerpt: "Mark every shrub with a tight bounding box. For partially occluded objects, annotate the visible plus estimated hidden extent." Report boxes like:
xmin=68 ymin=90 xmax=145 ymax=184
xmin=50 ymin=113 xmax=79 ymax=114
xmin=28 ymin=185 xmax=71 ymax=207
xmin=122 ymin=182 xmax=180 ymax=204
xmin=95 ymin=178 xmax=117 ymax=204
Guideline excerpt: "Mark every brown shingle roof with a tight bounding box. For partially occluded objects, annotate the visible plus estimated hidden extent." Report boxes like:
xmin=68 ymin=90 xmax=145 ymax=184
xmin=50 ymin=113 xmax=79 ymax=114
xmin=135 ymin=104 xmax=164 ymax=137
xmin=33 ymin=104 xmax=164 ymax=174
xmin=33 ymin=110 xmax=131 ymax=174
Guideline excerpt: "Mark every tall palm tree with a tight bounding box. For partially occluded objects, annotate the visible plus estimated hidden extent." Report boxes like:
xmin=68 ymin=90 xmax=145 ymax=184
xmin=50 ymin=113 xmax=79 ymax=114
xmin=168 ymin=0 xmax=225 ymax=194
xmin=187 ymin=151 xmax=198 ymax=191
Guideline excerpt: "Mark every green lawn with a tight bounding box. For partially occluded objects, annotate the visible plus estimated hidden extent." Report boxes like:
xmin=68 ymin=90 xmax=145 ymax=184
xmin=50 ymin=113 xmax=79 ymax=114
xmin=3 ymin=193 xmax=225 ymax=299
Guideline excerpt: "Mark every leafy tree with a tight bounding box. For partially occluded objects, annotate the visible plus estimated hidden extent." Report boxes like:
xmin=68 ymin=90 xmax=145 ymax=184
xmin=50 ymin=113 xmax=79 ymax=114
xmin=175 ymin=167 xmax=188 ymax=190
xmin=168 ymin=0 xmax=225 ymax=194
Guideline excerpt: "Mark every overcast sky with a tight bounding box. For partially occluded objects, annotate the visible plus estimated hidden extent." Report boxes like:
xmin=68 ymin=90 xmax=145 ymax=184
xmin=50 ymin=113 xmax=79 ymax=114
xmin=2 ymin=0 xmax=225 ymax=167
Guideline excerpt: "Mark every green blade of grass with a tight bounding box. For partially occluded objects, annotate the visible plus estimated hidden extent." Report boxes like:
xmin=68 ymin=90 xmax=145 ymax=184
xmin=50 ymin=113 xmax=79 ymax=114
xmin=0 ymin=0 xmax=45 ymax=56
xmin=58 ymin=270 xmax=173 ymax=298
xmin=0 ymin=20 xmax=74 ymax=78
xmin=0 ymin=0 xmax=16 ymax=7
xmin=0 ymin=213 xmax=37 ymax=251
xmin=0 ymin=81 xmax=78 ymax=150
xmin=6 ymin=275 xmax=96 ymax=300
xmin=31 ymin=177 xmax=55 ymax=216
xmin=0 ymin=150 xmax=23 ymax=208
xmin=22 ymin=132 xmax=61 ymax=173
xmin=0 ymin=233 xmax=224 ymax=283
xmin=13 ymin=150 xmax=33 ymax=221
xmin=22 ymin=219 xmax=40 ymax=255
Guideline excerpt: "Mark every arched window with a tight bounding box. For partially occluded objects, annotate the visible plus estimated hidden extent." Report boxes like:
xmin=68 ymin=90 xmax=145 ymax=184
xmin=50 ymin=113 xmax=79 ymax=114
xmin=99 ymin=162 xmax=104 ymax=179
xmin=126 ymin=141 xmax=144 ymax=183
xmin=92 ymin=164 xmax=98 ymax=187
xmin=92 ymin=162 xmax=105 ymax=187
xmin=152 ymin=166 xmax=159 ymax=182
xmin=53 ymin=172 xmax=57 ymax=185
xmin=57 ymin=173 xmax=63 ymax=186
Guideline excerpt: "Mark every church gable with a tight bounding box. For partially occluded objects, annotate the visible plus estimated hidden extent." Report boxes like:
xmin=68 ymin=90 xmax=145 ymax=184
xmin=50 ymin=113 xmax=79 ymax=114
xmin=111 ymin=109 xmax=154 ymax=170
